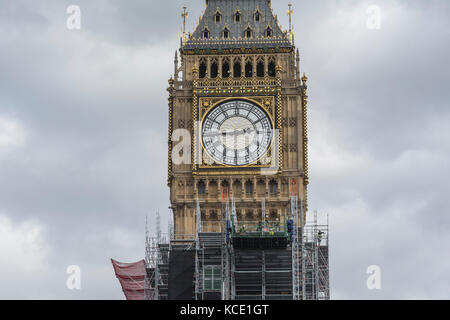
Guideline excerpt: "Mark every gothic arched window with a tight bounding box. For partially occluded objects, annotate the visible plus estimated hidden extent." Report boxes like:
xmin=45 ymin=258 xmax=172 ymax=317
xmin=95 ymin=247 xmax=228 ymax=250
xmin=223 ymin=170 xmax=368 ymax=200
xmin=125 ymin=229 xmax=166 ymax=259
xmin=269 ymin=180 xmax=278 ymax=195
xmin=203 ymin=28 xmax=210 ymax=39
xmin=256 ymin=59 xmax=264 ymax=77
xmin=245 ymin=60 xmax=253 ymax=78
xmin=223 ymin=28 xmax=230 ymax=39
xmin=268 ymin=58 xmax=276 ymax=77
xmin=245 ymin=181 xmax=254 ymax=194
xmin=235 ymin=11 xmax=241 ymax=23
xmin=199 ymin=59 xmax=207 ymax=78
xmin=222 ymin=59 xmax=230 ymax=78
xmin=233 ymin=60 xmax=242 ymax=78
xmin=266 ymin=27 xmax=273 ymax=37
xmin=245 ymin=27 xmax=253 ymax=38
xmin=215 ymin=12 xmax=222 ymax=24
xmin=198 ymin=180 xmax=206 ymax=195
xmin=211 ymin=59 xmax=218 ymax=78
xmin=254 ymin=11 xmax=261 ymax=22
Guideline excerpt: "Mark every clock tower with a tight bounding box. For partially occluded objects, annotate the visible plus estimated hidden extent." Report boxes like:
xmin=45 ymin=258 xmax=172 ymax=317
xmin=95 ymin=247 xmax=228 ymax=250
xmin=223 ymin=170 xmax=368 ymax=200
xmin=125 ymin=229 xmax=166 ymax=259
xmin=168 ymin=0 xmax=309 ymax=240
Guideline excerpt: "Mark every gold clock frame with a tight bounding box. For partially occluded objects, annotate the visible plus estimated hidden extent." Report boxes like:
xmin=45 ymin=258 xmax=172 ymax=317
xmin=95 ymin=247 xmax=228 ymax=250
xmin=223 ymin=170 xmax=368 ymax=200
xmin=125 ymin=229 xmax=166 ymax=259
xmin=192 ymin=94 xmax=283 ymax=176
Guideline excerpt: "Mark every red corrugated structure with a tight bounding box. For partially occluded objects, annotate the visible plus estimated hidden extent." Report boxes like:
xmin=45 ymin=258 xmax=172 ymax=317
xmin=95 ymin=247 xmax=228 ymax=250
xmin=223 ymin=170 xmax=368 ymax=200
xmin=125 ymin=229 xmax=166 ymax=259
xmin=111 ymin=259 xmax=146 ymax=300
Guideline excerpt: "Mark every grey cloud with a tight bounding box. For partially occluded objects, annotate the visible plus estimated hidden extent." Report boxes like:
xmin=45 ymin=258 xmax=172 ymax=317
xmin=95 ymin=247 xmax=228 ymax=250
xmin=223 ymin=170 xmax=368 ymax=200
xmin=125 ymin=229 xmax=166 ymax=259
xmin=0 ymin=0 xmax=449 ymax=299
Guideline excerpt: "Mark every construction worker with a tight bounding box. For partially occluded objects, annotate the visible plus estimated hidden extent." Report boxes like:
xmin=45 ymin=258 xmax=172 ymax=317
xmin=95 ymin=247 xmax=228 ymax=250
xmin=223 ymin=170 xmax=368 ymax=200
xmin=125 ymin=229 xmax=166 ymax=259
xmin=257 ymin=221 xmax=263 ymax=232
xmin=318 ymin=230 xmax=324 ymax=244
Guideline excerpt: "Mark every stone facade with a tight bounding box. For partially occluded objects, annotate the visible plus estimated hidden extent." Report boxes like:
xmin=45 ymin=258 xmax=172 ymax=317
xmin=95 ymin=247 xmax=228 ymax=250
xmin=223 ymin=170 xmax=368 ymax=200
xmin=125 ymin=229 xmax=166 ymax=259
xmin=167 ymin=0 xmax=309 ymax=239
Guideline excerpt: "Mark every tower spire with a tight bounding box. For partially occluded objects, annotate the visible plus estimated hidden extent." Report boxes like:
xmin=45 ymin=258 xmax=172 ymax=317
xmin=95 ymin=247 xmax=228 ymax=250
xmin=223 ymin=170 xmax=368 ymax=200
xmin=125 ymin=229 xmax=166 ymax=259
xmin=174 ymin=51 xmax=179 ymax=81
xmin=287 ymin=3 xmax=294 ymax=43
xmin=181 ymin=6 xmax=189 ymax=42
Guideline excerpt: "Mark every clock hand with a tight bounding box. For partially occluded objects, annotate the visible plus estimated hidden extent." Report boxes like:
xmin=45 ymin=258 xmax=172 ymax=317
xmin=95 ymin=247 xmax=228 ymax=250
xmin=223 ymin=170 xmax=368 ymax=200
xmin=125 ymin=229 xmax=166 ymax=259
xmin=204 ymin=128 xmax=270 ymax=138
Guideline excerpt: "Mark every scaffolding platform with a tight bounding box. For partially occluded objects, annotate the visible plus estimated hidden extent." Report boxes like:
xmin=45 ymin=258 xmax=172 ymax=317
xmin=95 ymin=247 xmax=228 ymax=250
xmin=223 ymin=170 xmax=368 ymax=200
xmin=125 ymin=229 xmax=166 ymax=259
xmin=231 ymin=221 xmax=290 ymax=250
xmin=232 ymin=236 xmax=289 ymax=249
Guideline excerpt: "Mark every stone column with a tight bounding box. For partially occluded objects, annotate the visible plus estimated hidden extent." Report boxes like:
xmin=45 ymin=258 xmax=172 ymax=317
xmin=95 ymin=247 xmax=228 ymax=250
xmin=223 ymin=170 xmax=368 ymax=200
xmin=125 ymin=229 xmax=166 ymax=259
xmin=207 ymin=57 xmax=211 ymax=78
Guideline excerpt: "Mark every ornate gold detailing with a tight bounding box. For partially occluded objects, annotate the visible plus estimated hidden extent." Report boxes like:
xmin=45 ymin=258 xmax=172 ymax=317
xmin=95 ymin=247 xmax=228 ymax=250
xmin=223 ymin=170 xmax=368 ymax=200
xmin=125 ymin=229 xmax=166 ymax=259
xmin=302 ymin=72 xmax=308 ymax=83
xmin=190 ymin=95 xmax=282 ymax=175
xmin=167 ymin=77 xmax=175 ymax=186
xmin=281 ymin=118 xmax=297 ymax=127
xmin=287 ymin=3 xmax=294 ymax=42
xmin=182 ymin=47 xmax=293 ymax=56
xmin=276 ymin=62 xmax=283 ymax=173
xmin=301 ymin=74 xmax=309 ymax=212
xmin=192 ymin=65 xmax=199 ymax=175
xmin=196 ymin=86 xmax=278 ymax=95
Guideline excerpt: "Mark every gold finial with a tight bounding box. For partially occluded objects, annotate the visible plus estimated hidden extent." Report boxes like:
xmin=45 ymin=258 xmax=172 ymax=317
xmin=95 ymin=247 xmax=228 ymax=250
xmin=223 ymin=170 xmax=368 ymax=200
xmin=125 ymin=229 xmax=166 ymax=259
xmin=302 ymin=72 xmax=308 ymax=83
xmin=287 ymin=3 xmax=294 ymax=41
xmin=181 ymin=6 xmax=188 ymax=36
xmin=168 ymin=76 xmax=174 ymax=86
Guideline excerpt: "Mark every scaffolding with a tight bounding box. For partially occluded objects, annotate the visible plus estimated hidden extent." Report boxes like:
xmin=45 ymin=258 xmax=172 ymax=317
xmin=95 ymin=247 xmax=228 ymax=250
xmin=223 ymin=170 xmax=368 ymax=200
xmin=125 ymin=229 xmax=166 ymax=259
xmin=195 ymin=199 xmax=202 ymax=299
xmin=228 ymin=197 xmax=294 ymax=300
xmin=291 ymin=196 xmax=300 ymax=300
xmin=145 ymin=216 xmax=159 ymax=300
xmin=301 ymin=211 xmax=330 ymax=300
xmin=140 ymin=198 xmax=329 ymax=301
xmin=144 ymin=212 xmax=170 ymax=300
xmin=221 ymin=198 xmax=232 ymax=300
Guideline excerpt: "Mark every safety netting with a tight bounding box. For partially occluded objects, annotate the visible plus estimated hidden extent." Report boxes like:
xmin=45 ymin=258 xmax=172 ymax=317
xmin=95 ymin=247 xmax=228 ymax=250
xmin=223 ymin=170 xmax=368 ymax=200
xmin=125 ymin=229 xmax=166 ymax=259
xmin=111 ymin=259 xmax=146 ymax=300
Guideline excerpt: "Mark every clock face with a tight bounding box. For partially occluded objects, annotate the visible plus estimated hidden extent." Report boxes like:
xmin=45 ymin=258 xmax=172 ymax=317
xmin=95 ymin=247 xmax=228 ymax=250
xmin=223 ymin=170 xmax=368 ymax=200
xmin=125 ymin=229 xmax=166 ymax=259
xmin=201 ymin=100 xmax=273 ymax=166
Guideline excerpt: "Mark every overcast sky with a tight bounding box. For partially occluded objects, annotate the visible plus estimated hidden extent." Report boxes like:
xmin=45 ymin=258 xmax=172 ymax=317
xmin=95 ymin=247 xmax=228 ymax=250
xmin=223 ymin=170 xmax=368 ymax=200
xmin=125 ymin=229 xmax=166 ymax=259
xmin=0 ymin=0 xmax=449 ymax=300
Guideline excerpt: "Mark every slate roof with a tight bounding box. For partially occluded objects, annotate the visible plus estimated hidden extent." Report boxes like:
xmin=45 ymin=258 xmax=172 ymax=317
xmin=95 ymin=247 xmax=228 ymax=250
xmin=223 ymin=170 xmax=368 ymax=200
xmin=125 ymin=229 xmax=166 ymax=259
xmin=182 ymin=0 xmax=292 ymax=50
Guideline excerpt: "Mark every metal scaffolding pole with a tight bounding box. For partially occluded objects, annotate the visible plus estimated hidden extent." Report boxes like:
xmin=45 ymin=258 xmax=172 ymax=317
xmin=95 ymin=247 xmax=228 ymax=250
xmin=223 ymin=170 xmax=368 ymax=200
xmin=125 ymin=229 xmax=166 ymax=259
xmin=145 ymin=215 xmax=160 ymax=300
xmin=222 ymin=198 xmax=232 ymax=300
xmin=300 ymin=199 xmax=306 ymax=300
xmin=262 ymin=250 xmax=266 ymax=300
xmin=301 ymin=210 xmax=330 ymax=300
xmin=261 ymin=198 xmax=266 ymax=227
xmin=195 ymin=199 xmax=202 ymax=300
xmin=317 ymin=213 xmax=330 ymax=300
xmin=314 ymin=212 xmax=319 ymax=300
xmin=154 ymin=212 xmax=161 ymax=300
xmin=291 ymin=196 xmax=300 ymax=300
xmin=144 ymin=216 xmax=151 ymax=300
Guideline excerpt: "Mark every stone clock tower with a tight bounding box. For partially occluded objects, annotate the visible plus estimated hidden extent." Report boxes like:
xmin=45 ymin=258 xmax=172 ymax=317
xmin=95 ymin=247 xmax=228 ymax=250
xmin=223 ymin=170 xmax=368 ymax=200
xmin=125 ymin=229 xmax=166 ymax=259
xmin=168 ymin=0 xmax=309 ymax=239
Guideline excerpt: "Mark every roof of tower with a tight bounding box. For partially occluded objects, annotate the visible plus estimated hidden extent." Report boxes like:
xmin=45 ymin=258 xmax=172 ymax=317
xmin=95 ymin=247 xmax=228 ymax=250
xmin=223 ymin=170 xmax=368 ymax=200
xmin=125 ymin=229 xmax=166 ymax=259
xmin=182 ymin=0 xmax=292 ymax=51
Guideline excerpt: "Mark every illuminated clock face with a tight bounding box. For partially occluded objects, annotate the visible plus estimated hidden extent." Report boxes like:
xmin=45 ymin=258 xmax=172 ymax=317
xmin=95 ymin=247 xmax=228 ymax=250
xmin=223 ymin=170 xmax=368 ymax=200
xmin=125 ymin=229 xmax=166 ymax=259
xmin=201 ymin=100 xmax=273 ymax=166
